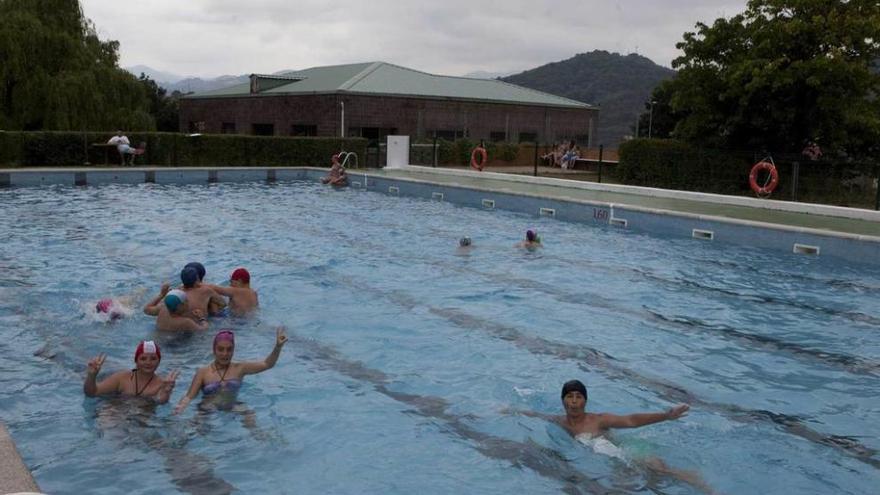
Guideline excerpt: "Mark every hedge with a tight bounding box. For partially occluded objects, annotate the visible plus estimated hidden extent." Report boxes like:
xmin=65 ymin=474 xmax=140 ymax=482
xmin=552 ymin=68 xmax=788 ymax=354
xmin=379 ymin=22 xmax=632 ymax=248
xmin=0 ymin=131 xmax=368 ymax=168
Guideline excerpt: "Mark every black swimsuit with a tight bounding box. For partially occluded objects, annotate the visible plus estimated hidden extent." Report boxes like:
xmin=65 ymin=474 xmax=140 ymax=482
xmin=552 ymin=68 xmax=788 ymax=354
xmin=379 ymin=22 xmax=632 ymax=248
xmin=132 ymin=369 xmax=155 ymax=397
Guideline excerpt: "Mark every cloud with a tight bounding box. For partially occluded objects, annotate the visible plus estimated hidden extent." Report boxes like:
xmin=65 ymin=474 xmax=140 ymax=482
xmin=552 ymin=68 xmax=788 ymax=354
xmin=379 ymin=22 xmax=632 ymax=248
xmin=81 ymin=0 xmax=746 ymax=78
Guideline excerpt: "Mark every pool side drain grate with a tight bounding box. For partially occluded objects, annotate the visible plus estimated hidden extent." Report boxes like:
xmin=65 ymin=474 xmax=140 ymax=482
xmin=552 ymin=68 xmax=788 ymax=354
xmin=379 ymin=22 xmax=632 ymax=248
xmin=539 ymin=207 xmax=556 ymax=217
xmin=693 ymin=229 xmax=714 ymax=240
xmin=432 ymin=192 xmax=444 ymax=200
xmin=351 ymin=181 xmax=361 ymax=188
xmin=610 ymin=217 xmax=628 ymax=228
xmin=793 ymin=243 xmax=820 ymax=255
xmin=482 ymin=199 xmax=495 ymax=209
xmin=388 ymin=186 xmax=399 ymax=195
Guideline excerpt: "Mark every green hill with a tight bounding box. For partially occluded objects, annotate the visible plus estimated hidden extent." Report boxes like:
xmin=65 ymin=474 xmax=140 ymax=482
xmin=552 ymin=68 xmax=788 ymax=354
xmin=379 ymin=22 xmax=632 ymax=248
xmin=503 ymin=50 xmax=675 ymax=147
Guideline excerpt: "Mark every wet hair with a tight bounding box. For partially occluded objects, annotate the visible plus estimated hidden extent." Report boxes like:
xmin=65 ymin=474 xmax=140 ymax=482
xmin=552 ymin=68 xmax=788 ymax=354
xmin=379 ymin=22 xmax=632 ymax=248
xmin=526 ymin=230 xmax=537 ymax=242
xmin=185 ymin=262 xmax=206 ymax=281
xmin=459 ymin=236 xmax=472 ymax=247
xmin=180 ymin=266 xmax=199 ymax=288
xmin=561 ymin=379 xmax=588 ymax=400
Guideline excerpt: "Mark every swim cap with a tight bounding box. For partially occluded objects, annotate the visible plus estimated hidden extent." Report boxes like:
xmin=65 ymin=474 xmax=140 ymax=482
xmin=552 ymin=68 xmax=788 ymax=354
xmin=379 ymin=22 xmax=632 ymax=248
xmin=561 ymin=379 xmax=588 ymax=400
xmin=181 ymin=266 xmax=199 ymax=288
xmin=164 ymin=289 xmax=187 ymax=312
xmin=459 ymin=237 xmax=472 ymax=247
xmin=96 ymin=298 xmax=113 ymax=313
xmin=135 ymin=340 xmax=161 ymax=363
xmin=526 ymin=230 xmax=537 ymax=242
xmin=231 ymin=268 xmax=250 ymax=284
xmin=213 ymin=329 xmax=235 ymax=349
xmin=185 ymin=262 xmax=206 ymax=281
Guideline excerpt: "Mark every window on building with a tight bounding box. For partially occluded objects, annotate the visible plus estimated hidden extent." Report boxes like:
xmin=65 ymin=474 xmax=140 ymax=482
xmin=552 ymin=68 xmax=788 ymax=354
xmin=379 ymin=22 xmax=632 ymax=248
xmin=361 ymin=127 xmax=398 ymax=145
xmin=489 ymin=131 xmax=506 ymax=142
xmin=291 ymin=125 xmax=317 ymax=136
xmin=252 ymin=123 xmax=274 ymax=136
xmin=188 ymin=121 xmax=205 ymax=133
xmin=433 ymin=130 xmax=460 ymax=141
xmin=221 ymin=122 xmax=236 ymax=134
xmin=518 ymin=132 xmax=538 ymax=143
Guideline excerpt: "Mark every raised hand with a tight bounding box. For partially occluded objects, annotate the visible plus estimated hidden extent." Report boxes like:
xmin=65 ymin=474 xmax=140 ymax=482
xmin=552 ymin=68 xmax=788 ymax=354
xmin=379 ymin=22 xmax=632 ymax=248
xmin=159 ymin=370 xmax=180 ymax=394
xmin=87 ymin=353 xmax=106 ymax=376
xmin=667 ymin=404 xmax=690 ymax=420
xmin=275 ymin=326 xmax=288 ymax=347
xmin=160 ymin=282 xmax=171 ymax=295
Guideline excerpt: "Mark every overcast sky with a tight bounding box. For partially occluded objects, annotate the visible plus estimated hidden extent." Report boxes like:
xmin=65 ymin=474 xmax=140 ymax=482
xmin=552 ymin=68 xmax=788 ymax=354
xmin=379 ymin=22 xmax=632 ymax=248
xmin=81 ymin=0 xmax=746 ymax=79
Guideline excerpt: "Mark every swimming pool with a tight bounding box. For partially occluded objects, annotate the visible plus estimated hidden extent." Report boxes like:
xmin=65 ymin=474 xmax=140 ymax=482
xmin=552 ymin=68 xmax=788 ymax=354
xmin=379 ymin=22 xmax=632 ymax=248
xmin=1 ymin=180 xmax=878 ymax=494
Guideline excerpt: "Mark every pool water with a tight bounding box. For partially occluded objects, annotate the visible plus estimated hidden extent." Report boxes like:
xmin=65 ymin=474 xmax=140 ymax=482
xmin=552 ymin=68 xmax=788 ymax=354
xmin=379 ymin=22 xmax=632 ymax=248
xmin=1 ymin=181 xmax=878 ymax=494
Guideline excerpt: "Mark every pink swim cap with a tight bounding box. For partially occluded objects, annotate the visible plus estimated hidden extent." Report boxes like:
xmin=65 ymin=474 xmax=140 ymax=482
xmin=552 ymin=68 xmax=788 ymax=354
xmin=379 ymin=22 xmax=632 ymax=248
xmin=96 ymin=299 xmax=113 ymax=313
xmin=213 ymin=330 xmax=235 ymax=349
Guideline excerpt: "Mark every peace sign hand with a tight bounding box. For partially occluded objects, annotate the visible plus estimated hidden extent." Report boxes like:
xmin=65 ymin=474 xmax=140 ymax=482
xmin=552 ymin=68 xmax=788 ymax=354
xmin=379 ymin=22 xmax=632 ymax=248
xmin=87 ymin=353 xmax=106 ymax=376
xmin=160 ymin=370 xmax=180 ymax=394
xmin=275 ymin=326 xmax=288 ymax=347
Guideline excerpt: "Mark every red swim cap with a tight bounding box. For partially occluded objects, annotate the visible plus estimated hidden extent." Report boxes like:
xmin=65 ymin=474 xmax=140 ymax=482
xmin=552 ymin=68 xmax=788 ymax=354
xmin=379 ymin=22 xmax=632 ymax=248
xmin=231 ymin=268 xmax=250 ymax=284
xmin=96 ymin=299 xmax=113 ymax=313
xmin=134 ymin=340 xmax=161 ymax=363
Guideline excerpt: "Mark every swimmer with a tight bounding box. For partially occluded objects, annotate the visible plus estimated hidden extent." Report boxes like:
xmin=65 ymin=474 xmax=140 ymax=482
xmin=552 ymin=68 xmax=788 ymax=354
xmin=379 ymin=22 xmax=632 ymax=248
xmin=507 ymin=380 xmax=715 ymax=494
xmin=91 ymin=288 xmax=146 ymax=322
xmin=83 ymin=340 xmax=179 ymax=403
xmin=456 ymin=236 xmax=474 ymax=254
xmin=515 ymin=229 xmax=542 ymax=249
xmin=205 ymin=268 xmax=259 ymax=316
xmin=95 ymin=298 xmax=125 ymax=321
xmin=143 ymin=285 xmax=209 ymax=331
xmin=183 ymin=262 xmax=226 ymax=316
xmin=178 ymin=266 xmax=226 ymax=318
xmin=173 ymin=327 xmax=288 ymax=415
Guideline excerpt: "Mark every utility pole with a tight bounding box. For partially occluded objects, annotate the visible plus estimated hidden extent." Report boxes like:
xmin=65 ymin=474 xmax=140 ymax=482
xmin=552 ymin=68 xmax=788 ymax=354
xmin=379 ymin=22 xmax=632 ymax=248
xmin=648 ymin=100 xmax=657 ymax=139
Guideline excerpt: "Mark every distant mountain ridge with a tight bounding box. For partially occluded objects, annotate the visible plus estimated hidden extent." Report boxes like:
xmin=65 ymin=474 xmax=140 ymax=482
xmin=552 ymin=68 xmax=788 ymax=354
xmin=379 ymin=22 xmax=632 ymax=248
xmin=503 ymin=51 xmax=675 ymax=146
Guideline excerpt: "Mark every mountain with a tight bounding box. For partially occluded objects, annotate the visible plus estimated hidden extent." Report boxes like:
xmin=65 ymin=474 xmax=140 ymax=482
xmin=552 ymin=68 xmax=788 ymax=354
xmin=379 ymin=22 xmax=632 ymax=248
xmin=461 ymin=70 xmax=515 ymax=79
xmin=124 ymin=65 xmax=184 ymax=84
xmin=503 ymin=50 xmax=675 ymax=147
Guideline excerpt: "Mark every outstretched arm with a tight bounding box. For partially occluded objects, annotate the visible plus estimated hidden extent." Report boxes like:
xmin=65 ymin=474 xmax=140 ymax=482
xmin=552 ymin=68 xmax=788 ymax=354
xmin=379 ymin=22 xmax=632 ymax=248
xmin=597 ymin=404 xmax=690 ymax=430
xmin=83 ymin=354 xmax=122 ymax=397
xmin=205 ymin=284 xmax=237 ymax=298
xmin=239 ymin=327 xmax=288 ymax=376
xmin=173 ymin=368 xmax=204 ymax=414
xmin=143 ymin=283 xmax=171 ymax=315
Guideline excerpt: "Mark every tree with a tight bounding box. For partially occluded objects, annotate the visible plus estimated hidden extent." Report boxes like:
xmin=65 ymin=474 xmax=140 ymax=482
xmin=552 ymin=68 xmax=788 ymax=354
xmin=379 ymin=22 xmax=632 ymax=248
xmin=634 ymin=80 xmax=679 ymax=140
xmin=0 ymin=0 xmax=153 ymax=130
xmin=665 ymin=0 xmax=880 ymax=155
xmin=138 ymin=74 xmax=180 ymax=132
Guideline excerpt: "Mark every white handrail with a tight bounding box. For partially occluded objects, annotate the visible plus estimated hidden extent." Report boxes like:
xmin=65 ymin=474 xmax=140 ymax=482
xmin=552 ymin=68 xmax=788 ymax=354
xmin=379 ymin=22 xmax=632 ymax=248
xmin=337 ymin=151 xmax=359 ymax=169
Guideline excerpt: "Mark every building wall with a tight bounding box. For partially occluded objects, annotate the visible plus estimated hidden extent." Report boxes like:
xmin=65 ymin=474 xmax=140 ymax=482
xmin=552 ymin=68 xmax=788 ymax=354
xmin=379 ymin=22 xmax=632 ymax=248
xmin=180 ymin=94 xmax=598 ymax=145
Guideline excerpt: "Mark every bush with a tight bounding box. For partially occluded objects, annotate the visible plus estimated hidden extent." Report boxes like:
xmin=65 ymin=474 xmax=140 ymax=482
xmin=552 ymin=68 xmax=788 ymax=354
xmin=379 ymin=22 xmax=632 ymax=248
xmin=0 ymin=131 xmax=368 ymax=168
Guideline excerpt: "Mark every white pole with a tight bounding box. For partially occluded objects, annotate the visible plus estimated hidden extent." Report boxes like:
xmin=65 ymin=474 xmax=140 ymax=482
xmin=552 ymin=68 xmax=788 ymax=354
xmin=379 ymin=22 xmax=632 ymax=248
xmin=340 ymin=101 xmax=345 ymax=138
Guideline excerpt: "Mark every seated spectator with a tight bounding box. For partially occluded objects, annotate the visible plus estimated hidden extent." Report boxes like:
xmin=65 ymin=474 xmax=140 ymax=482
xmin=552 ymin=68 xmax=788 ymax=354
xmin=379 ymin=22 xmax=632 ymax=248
xmin=561 ymin=141 xmax=580 ymax=170
xmin=321 ymin=154 xmax=348 ymax=186
xmin=107 ymin=130 xmax=145 ymax=166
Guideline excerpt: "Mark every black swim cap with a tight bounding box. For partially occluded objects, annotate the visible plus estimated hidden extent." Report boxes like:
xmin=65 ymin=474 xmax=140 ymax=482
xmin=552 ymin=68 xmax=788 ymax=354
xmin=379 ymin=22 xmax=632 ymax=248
xmin=561 ymin=380 xmax=588 ymax=400
xmin=181 ymin=266 xmax=199 ymax=288
xmin=185 ymin=262 xmax=206 ymax=281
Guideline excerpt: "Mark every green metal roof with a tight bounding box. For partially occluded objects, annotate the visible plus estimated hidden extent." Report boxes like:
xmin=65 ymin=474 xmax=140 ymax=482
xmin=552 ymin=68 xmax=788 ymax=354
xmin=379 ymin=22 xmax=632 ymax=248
xmin=186 ymin=62 xmax=593 ymax=109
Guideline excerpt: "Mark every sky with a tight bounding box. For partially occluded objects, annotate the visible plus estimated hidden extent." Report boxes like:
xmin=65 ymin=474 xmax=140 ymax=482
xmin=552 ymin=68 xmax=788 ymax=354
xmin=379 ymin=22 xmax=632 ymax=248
xmin=81 ymin=0 xmax=747 ymax=79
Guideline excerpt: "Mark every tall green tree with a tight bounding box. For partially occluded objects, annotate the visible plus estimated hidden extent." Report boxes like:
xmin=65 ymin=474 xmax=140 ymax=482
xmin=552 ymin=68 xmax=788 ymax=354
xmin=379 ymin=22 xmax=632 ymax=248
xmin=138 ymin=74 xmax=180 ymax=132
xmin=666 ymin=0 xmax=880 ymax=155
xmin=0 ymin=0 xmax=153 ymax=130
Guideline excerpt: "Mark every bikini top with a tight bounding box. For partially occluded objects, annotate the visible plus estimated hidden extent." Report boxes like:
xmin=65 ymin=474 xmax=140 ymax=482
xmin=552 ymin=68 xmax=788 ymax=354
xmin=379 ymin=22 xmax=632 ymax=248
xmin=202 ymin=364 xmax=242 ymax=396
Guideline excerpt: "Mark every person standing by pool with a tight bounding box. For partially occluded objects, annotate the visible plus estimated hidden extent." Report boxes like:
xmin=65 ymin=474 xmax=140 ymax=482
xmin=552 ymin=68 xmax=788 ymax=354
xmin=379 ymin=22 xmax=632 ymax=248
xmin=515 ymin=229 xmax=542 ymax=249
xmin=84 ymin=340 xmax=179 ymax=403
xmin=507 ymin=380 xmax=715 ymax=494
xmin=144 ymin=285 xmax=209 ymax=331
xmin=205 ymin=268 xmax=259 ymax=316
xmin=173 ymin=327 xmax=288 ymax=415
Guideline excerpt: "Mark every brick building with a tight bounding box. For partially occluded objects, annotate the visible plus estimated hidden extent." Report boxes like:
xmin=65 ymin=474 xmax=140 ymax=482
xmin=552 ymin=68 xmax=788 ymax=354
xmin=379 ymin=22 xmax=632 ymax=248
xmin=180 ymin=62 xmax=598 ymax=145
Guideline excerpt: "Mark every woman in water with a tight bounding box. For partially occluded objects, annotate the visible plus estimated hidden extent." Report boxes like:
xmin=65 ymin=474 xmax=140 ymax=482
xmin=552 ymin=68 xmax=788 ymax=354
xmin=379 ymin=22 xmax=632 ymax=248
xmin=173 ymin=327 xmax=287 ymax=414
xmin=83 ymin=340 xmax=179 ymax=403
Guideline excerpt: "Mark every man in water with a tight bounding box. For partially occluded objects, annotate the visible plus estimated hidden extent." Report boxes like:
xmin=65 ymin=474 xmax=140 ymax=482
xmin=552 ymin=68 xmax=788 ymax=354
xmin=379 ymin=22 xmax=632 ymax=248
xmin=183 ymin=262 xmax=228 ymax=316
xmin=205 ymin=267 xmax=259 ymax=316
xmin=84 ymin=340 xmax=179 ymax=403
xmin=178 ymin=266 xmax=225 ymax=319
xmin=510 ymin=380 xmax=715 ymax=494
xmin=143 ymin=285 xmax=209 ymax=331
xmin=515 ymin=229 xmax=542 ymax=249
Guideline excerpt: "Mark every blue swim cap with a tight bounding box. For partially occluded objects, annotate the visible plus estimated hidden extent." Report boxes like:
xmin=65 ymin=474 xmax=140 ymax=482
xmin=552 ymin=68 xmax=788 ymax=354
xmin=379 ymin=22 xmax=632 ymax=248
xmin=181 ymin=266 xmax=199 ymax=288
xmin=164 ymin=289 xmax=187 ymax=312
xmin=185 ymin=262 xmax=206 ymax=281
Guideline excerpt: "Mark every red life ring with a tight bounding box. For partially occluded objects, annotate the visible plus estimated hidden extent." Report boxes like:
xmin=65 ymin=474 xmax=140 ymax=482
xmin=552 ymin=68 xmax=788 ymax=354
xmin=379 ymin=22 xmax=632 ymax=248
xmin=470 ymin=146 xmax=487 ymax=171
xmin=749 ymin=160 xmax=779 ymax=196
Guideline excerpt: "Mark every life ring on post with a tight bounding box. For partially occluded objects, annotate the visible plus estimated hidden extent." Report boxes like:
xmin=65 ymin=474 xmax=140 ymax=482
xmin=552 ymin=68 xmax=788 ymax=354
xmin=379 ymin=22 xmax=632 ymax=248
xmin=470 ymin=146 xmax=487 ymax=171
xmin=749 ymin=159 xmax=779 ymax=197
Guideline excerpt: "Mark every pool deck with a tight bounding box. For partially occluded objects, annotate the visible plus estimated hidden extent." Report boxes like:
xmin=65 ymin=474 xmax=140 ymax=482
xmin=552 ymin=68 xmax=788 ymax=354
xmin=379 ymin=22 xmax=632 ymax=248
xmin=0 ymin=421 xmax=41 ymax=493
xmin=373 ymin=166 xmax=880 ymax=239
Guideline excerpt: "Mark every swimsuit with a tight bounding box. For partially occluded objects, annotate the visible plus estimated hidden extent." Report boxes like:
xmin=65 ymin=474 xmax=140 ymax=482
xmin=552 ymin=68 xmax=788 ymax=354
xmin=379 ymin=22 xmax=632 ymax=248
xmin=131 ymin=370 xmax=155 ymax=397
xmin=202 ymin=364 xmax=241 ymax=396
